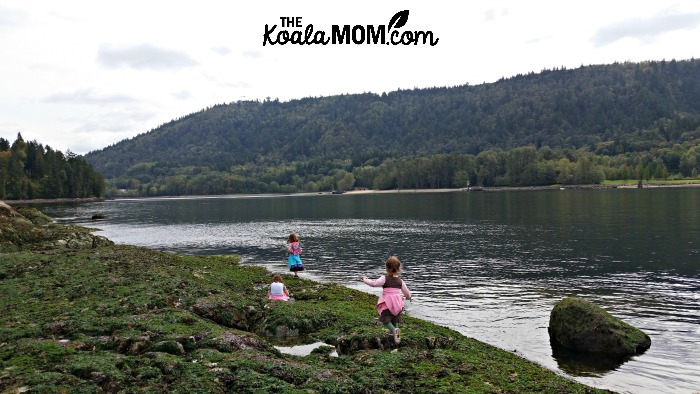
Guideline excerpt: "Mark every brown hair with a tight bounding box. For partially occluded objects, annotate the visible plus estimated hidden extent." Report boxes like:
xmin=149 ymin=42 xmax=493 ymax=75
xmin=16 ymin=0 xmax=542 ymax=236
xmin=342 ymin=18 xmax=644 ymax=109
xmin=272 ymin=274 xmax=283 ymax=283
xmin=287 ymin=233 xmax=299 ymax=243
xmin=385 ymin=256 xmax=401 ymax=275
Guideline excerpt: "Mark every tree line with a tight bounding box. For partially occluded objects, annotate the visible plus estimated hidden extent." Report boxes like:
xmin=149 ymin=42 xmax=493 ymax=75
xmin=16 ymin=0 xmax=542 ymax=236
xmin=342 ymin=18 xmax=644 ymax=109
xmin=0 ymin=134 xmax=105 ymax=200
xmin=106 ymin=139 xmax=700 ymax=197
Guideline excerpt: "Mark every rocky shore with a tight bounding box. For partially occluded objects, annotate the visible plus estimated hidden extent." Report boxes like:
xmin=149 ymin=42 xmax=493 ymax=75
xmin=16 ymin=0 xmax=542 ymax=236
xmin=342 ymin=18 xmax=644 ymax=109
xmin=0 ymin=202 xmax=613 ymax=393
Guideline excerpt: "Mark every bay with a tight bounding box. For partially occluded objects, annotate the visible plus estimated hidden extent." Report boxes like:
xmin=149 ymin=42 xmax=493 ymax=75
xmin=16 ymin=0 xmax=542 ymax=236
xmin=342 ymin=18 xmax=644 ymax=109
xmin=38 ymin=188 xmax=700 ymax=393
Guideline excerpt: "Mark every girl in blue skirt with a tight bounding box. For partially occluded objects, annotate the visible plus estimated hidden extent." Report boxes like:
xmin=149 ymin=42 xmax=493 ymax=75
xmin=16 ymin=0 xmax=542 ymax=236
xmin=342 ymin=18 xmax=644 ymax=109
xmin=286 ymin=232 xmax=304 ymax=277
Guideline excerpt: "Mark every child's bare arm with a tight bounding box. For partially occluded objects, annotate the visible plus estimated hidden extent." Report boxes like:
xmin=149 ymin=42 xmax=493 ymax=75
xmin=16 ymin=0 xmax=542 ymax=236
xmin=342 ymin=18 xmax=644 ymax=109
xmin=401 ymin=281 xmax=412 ymax=301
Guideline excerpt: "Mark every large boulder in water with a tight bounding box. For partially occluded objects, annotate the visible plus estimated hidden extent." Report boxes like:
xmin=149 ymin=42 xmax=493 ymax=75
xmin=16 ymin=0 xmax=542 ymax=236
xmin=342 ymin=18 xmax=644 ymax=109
xmin=548 ymin=297 xmax=651 ymax=356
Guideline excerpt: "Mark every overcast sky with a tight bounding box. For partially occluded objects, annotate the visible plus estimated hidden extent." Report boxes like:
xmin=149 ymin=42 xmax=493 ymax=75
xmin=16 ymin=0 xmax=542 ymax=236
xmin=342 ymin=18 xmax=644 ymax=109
xmin=1 ymin=1 xmax=699 ymax=155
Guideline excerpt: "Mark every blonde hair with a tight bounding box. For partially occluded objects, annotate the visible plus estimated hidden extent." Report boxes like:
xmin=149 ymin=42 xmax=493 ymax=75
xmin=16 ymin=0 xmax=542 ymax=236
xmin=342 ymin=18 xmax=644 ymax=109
xmin=385 ymin=256 xmax=401 ymax=275
xmin=287 ymin=233 xmax=299 ymax=243
xmin=272 ymin=274 xmax=283 ymax=283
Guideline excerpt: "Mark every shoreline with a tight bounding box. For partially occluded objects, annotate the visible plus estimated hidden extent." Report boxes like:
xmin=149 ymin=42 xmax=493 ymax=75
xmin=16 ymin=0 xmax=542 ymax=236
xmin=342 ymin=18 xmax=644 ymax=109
xmin=341 ymin=181 xmax=700 ymax=195
xmin=5 ymin=197 xmax=105 ymax=205
xmin=3 ymin=181 xmax=698 ymax=205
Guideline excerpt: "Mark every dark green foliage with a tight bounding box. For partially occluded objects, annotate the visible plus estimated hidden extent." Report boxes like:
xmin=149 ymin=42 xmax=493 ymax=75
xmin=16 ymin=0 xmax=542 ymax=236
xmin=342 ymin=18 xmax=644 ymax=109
xmin=83 ymin=59 xmax=700 ymax=196
xmin=0 ymin=133 xmax=105 ymax=200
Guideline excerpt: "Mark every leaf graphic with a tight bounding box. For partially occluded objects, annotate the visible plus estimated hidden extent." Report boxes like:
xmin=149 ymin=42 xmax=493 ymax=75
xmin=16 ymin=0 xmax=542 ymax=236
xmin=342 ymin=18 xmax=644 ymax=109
xmin=388 ymin=10 xmax=409 ymax=30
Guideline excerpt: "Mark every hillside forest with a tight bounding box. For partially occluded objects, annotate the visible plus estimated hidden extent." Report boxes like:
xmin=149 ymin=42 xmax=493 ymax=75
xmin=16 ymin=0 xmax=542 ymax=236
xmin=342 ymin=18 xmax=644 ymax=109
xmin=0 ymin=133 xmax=104 ymax=200
xmin=0 ymin=59 xmax=685 ymax=197
xmin=82 ymin=59 xmax=700 ymax=197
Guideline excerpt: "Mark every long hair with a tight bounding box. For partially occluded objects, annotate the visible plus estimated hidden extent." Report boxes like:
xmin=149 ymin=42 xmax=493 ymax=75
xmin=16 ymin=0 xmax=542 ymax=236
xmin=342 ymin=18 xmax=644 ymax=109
xmin=272 ymin=274 xmax=283 ymax=283
xmin=287 ymin=233 xmax=299 ymax=243
xmin=385 ymin=256 xmax=401 ymax=275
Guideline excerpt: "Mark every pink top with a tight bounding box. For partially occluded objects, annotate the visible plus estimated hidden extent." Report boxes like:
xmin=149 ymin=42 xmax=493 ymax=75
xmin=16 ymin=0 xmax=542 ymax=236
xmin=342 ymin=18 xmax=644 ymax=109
xmin=288 ymin=241 xmax=302 ymax=255
xmin=362 ymin=275 xmax=411 ymax=316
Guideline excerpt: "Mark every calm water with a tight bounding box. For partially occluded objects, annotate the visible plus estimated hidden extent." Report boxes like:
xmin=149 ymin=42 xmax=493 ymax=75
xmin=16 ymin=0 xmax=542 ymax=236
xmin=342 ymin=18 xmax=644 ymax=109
xmin=38 ymin=189 xmax=700 ymax=394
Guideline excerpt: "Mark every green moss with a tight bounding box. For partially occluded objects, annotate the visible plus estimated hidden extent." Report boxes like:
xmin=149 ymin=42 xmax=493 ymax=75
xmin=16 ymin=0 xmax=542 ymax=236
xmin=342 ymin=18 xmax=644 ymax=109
xmin=0 ymin=205 xmax=613 ymax=393
xmin=550 ymin=297 xmax=650 ymax=355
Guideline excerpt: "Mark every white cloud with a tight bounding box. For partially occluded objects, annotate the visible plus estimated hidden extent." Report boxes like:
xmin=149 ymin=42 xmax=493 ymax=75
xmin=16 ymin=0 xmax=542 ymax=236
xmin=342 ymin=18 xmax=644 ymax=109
xmin=242 ymin=50 xmax=263 ymax=59
xmin=0 ymin=5 xmax=25 ymax=28
xmin=212 ymin=46 xmax=232 ymax=55
xmin=71 ymin=109 xmax=156 ymax=132
xmin=0 ymin=0 xmax=699 ymax=155
xmin=69 ymin=108 xmax=158 ymax=153
xmin=173 ymin=90 xmax=192 ymax=100
xmin=97 ymin=43 xmax=198 ymax=70
xmin=43 ymin=88 xmax=136 ymax=105
xmin=592 ymin=10 xmax=700 ymax=46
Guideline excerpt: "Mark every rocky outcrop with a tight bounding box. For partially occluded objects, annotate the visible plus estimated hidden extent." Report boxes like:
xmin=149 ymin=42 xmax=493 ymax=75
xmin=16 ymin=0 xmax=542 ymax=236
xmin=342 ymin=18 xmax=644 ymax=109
xmin=549 ymin=297 xmax=651 ymax=355
xmin=0 ymin=200 xmax=113 ymax=251
xmin=15 ymin=206 xmax=53 ymax=225
xmin=190 ymin=297 xmax=265 ymax=332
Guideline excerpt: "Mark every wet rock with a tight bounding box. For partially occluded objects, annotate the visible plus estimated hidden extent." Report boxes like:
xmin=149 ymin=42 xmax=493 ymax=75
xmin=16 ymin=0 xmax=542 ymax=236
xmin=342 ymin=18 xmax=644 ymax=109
xmin=129 ymin=340 xmax=151 ymax=355
xmin=335 ymin=333 xmax=397 ymax=354
xmin=154 ymin=340 xmax=185 ymax=355
xmin=0 ymin=200 xmax=20 ymax=217
xmin=424 ymin=336 xmax=453 ymax=349
xmin=274 ymin=325 xmax=300 ymax=339
xmin=548 ymin=297 xmax=651 ymax=355
xmin=190 ymin=297 xmax=263 ymax=331
xmin=209 ymin=331 xmax=273 ymax=353
xmin=91 ymin=234 xmax=113 ymax=248
xmin=42 ymin=319 xmax=76 ymax=336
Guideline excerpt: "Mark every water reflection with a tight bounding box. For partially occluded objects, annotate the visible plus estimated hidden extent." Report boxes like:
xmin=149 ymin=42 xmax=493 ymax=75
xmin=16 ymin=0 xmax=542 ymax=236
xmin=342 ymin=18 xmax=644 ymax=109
xmin=275 ymin=342 xmax=338 ymax=357
xmin=550 ymin=342 xmax=634 ymax=377
xmin=37 ymin=189 xmax=700 ymax=394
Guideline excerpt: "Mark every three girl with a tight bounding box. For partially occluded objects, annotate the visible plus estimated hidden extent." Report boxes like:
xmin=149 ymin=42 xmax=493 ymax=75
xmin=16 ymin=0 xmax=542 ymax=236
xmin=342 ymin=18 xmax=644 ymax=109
xmin=361 ymin=256 xmax=412 ymax=344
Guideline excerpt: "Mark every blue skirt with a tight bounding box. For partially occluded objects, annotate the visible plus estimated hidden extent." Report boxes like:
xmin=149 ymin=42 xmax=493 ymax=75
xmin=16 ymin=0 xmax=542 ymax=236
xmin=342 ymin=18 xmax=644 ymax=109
xmin=288 ymin=254 xmax=304 ymax=272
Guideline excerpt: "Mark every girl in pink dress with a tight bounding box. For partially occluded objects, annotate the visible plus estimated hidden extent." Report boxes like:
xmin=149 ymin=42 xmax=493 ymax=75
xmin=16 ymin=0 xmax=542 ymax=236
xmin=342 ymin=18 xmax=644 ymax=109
xmin=361 ymin=256 xmax=412 ymax=344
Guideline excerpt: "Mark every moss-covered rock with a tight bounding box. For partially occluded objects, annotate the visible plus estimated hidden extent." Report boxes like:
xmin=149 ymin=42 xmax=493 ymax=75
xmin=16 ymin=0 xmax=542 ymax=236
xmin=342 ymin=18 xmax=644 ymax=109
xmin=15 ymin=206 xmax=53 ymax=225
xmin=549 ymin=297 xmax=651 ymax=355
xmin=0 ymin=200 xmax=114 ymax=251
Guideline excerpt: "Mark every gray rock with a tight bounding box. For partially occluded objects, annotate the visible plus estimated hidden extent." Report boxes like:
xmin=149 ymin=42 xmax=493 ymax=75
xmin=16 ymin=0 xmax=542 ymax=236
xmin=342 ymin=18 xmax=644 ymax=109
xmin=548 ymin=297 xmax=651 ymax=355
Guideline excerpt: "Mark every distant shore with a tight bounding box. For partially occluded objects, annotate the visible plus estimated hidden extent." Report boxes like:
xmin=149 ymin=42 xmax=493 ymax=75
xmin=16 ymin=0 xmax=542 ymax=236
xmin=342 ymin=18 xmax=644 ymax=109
xmin=342 ymin=181 xmax=700 ymax=195
xmin=3 ymin=181 xmax=699 ymax=204
xmin=5 ymin=197 xmax=104 ymax=205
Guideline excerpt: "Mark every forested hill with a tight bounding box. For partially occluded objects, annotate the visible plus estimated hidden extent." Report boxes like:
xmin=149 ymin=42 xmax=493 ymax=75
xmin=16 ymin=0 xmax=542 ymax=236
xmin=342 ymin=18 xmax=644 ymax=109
xmin=84 ymin=59 xmax=700 ymax=195
xmin=0 ymin=133 xmax=104 ymax=200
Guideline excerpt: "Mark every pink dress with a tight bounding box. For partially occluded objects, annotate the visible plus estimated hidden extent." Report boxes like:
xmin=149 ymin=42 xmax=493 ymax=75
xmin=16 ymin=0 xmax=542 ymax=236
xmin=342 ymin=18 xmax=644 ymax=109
xmin=268 ymin=281 xmax=289 ymax=301
xmin=362 ymin=275 xmax=411 ymax=321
